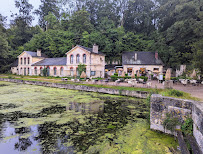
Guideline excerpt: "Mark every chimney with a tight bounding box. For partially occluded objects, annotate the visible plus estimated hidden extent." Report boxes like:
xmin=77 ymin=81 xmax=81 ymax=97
xmin=135 ymin=53 xmax=137 ymax=60
xmin=37 ymin=49 xmax=41 ymax=57
xmin=155 ymin=51 xmax=158 ymax=60
xmin=93 ymin=44 xmax=98 ymax=54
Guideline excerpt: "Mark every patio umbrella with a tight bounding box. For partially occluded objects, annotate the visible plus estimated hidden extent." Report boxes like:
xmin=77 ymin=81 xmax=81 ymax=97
xmin=74 ymin=70 xmax=77 ymax=78
xmin=80 ymin=71 xmax=87 ymax=78
xmin=165 ymin=68 xmax=171 ymax=80
xmin=121 ymin=71 xmax=125 ymax=77
xmin=131 ymin=71 xmax=135 ymax=78
xmin=191 ymin=69 xmax=196 ymax=79
xmin=137 ymin=71 xmax=140 ymax=77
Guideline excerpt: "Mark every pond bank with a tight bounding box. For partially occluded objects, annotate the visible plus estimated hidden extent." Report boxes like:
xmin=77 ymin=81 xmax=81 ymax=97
xmin=0 ymin=78 xmax=149 ymax=99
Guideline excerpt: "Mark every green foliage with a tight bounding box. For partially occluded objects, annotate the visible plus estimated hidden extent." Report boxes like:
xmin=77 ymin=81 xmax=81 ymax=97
xmin=139 ymin=76 xmax=148 ymax=82
xmin=42 ymin=68 xmax=47 ymax=77
xmin=192 ymin=39 xmax=203 ymax=74
xmin=167 ymin=89 xmax=184 ymax=97
xmin=77 ymin=63 xmax=86 ymax=76
xmin=8 ymin=76 xmax=15 ymax=79
xmin=181 ymin=117 xmax=193 ymax=136
xmin=34 ymin=0 xmax=59 ymax=31
xmin=114 ymin=73 xmax=118 ymax=76
xmin=163 ymin=113 xmax=179 ymax=132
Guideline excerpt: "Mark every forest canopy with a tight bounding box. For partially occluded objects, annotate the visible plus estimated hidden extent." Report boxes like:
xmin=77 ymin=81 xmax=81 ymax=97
xmin=0 ymin=0 xmax=203 ymax=74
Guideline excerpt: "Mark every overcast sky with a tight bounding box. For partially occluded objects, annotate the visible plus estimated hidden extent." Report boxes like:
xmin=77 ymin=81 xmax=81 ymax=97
xmin=0 ymin=0 xmax=41 ymax=26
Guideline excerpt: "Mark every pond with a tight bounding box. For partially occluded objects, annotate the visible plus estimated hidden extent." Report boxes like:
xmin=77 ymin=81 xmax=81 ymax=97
xmin=0 ymin=81 xmax=179 ymax=153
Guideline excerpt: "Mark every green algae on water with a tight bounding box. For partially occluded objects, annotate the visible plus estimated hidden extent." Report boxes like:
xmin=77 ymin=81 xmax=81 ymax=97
xmin=0 ymin=81 xmax=179 ymax=153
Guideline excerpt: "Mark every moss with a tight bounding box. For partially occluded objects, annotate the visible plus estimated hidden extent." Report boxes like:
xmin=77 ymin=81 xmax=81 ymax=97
xmin=87 ymin=119 xmax=178 ymax=154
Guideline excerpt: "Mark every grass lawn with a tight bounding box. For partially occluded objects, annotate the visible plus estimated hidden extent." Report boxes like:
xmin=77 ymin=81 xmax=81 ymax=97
xmin=0 ymin=74 xmax=199 ymax=101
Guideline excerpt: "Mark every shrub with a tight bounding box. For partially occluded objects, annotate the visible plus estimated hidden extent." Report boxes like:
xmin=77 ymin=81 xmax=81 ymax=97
xmin=168 ymin=89 xmax=183 ymax=97
xmin=139 ymin=76 xmax=148 ymax=82
xmin=181 ymin=117 xmax=193 ymax=135
xmin=124 ymin=76 xmax=131 ymax=79
xmin=125 ymin=73 xmax=128 ymax=76
xmin=42 ymin=68 xmax=47 ymax=76
xmin=114 ymin=73 xmax=118 ymax=76
xmin=111 ymin=75 xmax=119 ymax=81
xmin=163 ymin=113 xmax=179 ymax=132
xmin=8 ymin=76 xmax=14 ymax=79
xmin=171 ymin=77 xmax=178 ymax=80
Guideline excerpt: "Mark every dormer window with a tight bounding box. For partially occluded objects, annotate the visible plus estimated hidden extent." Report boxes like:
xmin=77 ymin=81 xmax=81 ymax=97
xmin=135 ymin=53 xmax=137 ymax=60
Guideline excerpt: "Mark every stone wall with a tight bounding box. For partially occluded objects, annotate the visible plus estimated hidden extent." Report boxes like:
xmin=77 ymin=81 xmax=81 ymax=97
xmin=0 ymin=78 xmax=148 ymax=99
xmin=150 ymin=94 xmax=203 ymax=152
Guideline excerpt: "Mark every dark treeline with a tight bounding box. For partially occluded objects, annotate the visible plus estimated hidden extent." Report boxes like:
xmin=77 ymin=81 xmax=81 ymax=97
xmin=0 ymin=0 xmax=203 ymax=74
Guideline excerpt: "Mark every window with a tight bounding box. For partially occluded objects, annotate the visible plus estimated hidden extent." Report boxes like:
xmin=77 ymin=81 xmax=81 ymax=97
xmin=24 ymin=58 xmax=26 ymax=65
xmin=70 ymin=55 xmax=73 ymax=64
xmin=27 ymin=68 xmax=30 ymax=75
xmin=28 ymin=57 xmax=30 ymax=64
xmin=40 ymin=67 xmax=43 ymax=76
xmin=21 ymin=58 xmax=23 ymax=64
xmin=54 ymin=67 xmax=57 ymax=75
xmin=83 ymin=54 xmax=86 ymax=63
xmin=91 ymin=71 xmax=96 ymax=76
xmin=47 ymin=67 xmax=50 ymax=76
xmin=20 ymin=67 xmax=22 ymax=75
xmin=60 ymin=67 xmax=63 ymax=76
xmin=70 ymin=67 xmax=73 ymax=76
xmin=127 ymin=68 xmax=132 ymax=75
xmin=76 ymin=54 xmax=80 ymax=63
xmin=35 ymin=67 xmax=37 ymax=75
xmin=153 ymin=68 xmax=159 ymax=71
xmin=24 ymin=68 xmax=26 ymax=75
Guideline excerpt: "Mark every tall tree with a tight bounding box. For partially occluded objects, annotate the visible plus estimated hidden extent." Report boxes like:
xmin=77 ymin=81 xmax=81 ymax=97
xmin=123 ymin=0 xmax=155 ymax=35
xmin=34 ymin=0 xmax=60 ymax=31
xmin=9 ymin=0 xmax=34 ymax=49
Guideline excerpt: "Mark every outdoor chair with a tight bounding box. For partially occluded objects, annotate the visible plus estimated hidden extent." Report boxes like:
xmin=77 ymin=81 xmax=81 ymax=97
xmin=71 ymin=79 xmax=75 ymax=82
xmin=190 ymin=80 xmax=197 ymax=86
xmin=146 ymin=82 xmax=152 ymax=88
xmin=61 ymin=78 xmax=68 ymax=81
xmin=115 ymin=79 xmax=121 ymax=83
xmin=181 ymin=79 xmax=187 ymax=86
xmin=138 ymin=78 xmax=144 ymax=83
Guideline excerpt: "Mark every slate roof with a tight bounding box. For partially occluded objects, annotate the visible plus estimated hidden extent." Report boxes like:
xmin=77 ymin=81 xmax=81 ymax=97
xmin=32 ymin=57 xmax=67 ymax=66
xmin=11 ymin=59 xmax=18 ymax=67
xmin=122 ymin=51 xmax=163 ymax=65
xmin=77 ymin=45 xmax=105 ymax=55
xmin=25 ymin=51 xmax=48 ymax=57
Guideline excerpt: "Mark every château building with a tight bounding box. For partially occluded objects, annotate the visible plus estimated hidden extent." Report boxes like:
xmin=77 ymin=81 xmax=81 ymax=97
xmin=11 ymin=45 xmax=105 ymax=78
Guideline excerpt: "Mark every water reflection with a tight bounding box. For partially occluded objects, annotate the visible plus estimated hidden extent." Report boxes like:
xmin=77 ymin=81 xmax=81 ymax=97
xmin=0 ymin=98 xmax=148 ymax=153
xmin=67 ymin=102 xmax=104 ymax=114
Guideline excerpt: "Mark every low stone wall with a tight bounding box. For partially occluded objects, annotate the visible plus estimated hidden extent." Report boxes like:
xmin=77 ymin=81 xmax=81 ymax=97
xmin=150 ymin=94 xmax=203 ymax=153
xmin=0 ymin=78 xmax=148 ymax=99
